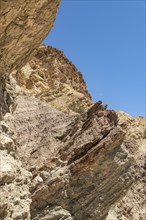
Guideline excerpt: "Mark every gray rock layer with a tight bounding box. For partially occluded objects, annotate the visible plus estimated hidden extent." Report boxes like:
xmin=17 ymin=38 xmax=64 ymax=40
xmin=5 ymin=96 xmax=134 ymax=220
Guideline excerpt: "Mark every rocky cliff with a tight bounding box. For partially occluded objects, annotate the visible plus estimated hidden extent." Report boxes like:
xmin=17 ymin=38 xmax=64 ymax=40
xmin=0 ymin=1 xmax=145 ymax=220
xmin=10 ymin=45 xmax=92 ymax=114
xmin=107 ymin=113 xmax=146 ymax=220
xmin=0 ymin=0 xmax=60 ymax=75
xmin=0 ymin=0 xmax=60 ymax=118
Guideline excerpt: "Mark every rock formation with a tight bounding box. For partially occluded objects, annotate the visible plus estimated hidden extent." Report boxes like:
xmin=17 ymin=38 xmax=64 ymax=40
xmin=10 ymin=45 xmax=92 ymax=114
xmin=0 ymin=1 xmax=145 ymax=220
xmin=0 ymin=0 xmax=60 ymax=75
xmin=0 ymin=0 xmax=60 ymax=118
xmin=107 ymin=112 xmax=146 ymax=220
xmin=0 ymin=44 xmax=136 ymax=220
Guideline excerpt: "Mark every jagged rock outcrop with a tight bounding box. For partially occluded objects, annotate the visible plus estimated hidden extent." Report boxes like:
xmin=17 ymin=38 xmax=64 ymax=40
xmin=0 ymin=117 xmax=32 ymax=220
xmin=0 ymin=0 xmax=60 ymax=118
xmin=0 ymin=0 xmax=60 ymax=75
xmin=1 ymin=45 xmax=134 ymax=220
xmin=107 ymin=112 xmax=146 ymax=220
xmin=10 ymin=45 xmax=92 ymax=114
xmin=0 ymin=1 xmax=145 ymax=220
xmin=4 ymin=96 xmax=134 ymax=220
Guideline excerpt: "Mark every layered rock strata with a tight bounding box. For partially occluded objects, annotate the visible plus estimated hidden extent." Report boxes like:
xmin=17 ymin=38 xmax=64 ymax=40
xmin=4 ymin=96 xmax=134 ymax=220
xmin=0 ymin=1 xmax=145 ymax=220
xmin=1 ymin=45 xmax=134 ymax=220
xmin=107 ymin=112 xmax=146 ymax=220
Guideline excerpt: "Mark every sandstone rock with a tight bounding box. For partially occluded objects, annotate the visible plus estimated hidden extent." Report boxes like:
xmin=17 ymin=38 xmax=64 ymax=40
xmin=10 ymin=45 xmax=92 ymax=114
xmin=33 ymin=206 xmax=73 ymax=220
xmin=0 ymin=0 xmax=60 ymax=75
xmin=0 ymin=133 xmax=14 ymax=152
xmin=0 ymin=1 xmax=145 ymax=219
xmin=0 ymin=0 xmax=61 ymax=118
xmin=0 ymin=133 xmax=32 ymax=220
xmin=1 ymin=44 xmax=145 ymax=219
xmin=4 ymin=93 xmax=133 ymax=219
xmin=106 ymin=112 xmax=146 ymax=220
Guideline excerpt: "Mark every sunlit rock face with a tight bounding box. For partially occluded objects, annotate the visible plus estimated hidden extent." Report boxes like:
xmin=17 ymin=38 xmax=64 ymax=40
xmin=2 ymin=45 xmax=134 ymax=220
xmin=0 ymin=1 xmax=145 ymax=220
xmin=0 ymin=119 xmax=32 ymax=220
xmin=4 ymin=96 xmax=134 ymax=220
xmin=0 ymin=0 xmax=60 ymax=75
xmin=0 ymin=0 xmax=60 ymax=118
xmin=10 ymin=45 xmax=92 ymax=114
xmin=106 ymin=112 xmax=146 ymax=220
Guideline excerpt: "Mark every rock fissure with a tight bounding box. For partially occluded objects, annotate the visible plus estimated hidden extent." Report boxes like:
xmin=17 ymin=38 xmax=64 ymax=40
xmin=67 ymin=127 xmax=112 ymax=165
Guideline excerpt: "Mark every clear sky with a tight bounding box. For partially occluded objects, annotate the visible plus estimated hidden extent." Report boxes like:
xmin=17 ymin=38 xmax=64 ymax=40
xmin=43 ymin=0 xmax=145 ymax=116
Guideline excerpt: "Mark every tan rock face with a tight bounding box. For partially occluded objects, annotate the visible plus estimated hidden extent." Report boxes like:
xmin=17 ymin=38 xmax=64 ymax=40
xmin=11 ymin=45 xmax=92 ymax=114
xmin=1 ymin=44 xmax=145 ymax=220
xmin=0 ymin=0 xmax=60 ymax=118
xmin=0 ymin=0 xmax=60 ymax=75
xmin=0 ymin=115 xmax=32 ymax=220
xmin=106 ymin=112 xmax=146 ymax=220
xmin=8 ymin=97 xmax=134 ymax=220
xmin=2 ymin=46 xmax=134 ymax=219
xmin=1 ymin=90 xmax=135 ymax=219
xmin=0 ymin=1 xmax=145 ymax=220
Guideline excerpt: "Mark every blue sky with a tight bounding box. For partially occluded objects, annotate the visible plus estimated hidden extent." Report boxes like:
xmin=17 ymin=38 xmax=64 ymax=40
xmin=43 ymin=0 xmax=145 ymax=116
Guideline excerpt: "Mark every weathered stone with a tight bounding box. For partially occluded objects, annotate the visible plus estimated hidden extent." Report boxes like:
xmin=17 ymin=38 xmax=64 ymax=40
xmin=1 ymin=44 xmax=145 ymax=220
xmin=106 ymin=112 xmax=146 ymax=220
xmin=0 ymin=1 xmax=145 ymax=220
xmin=11 ymin=45 xmax=92 ymax=114
xmin=0 ymin=0 xmax=61 ymax=118
xmin=0 ymin=76 xmax=11 ymax=119
xmin=4 ymin=89 xmax=133 ymax=219
xmin=0 ymin=139 xmax=32 ymax=220
xmin=0 ymin=0 xmax=60 ymax=75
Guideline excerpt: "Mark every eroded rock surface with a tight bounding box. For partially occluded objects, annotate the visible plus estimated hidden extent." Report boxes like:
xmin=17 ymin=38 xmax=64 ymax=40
xmin=6 ymin=96 xmax=134 ymax=220
xmin=0 ymin=0 xmax=60 ymax=75
xmin=0 ymin=45 xmax=134 ymax=220
xmin=0 ymin=116 xmax=32 ymax=220
xmin=0 ymin=0 xmax=60 ymax=118
xmin=0 ymin=1 xmax=145 ymax=220
xmin=1 ymin=42 xmax=145 ymax=219
xmin=11 ymin=45 xmax=92 ymax=114
xmin=106 ymin=112 xmax=146 ymax=220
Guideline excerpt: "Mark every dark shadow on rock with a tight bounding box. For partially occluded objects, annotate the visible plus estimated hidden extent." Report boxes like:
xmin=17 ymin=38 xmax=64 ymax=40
xmin=0 ymin=76 xmax=11 ymax=119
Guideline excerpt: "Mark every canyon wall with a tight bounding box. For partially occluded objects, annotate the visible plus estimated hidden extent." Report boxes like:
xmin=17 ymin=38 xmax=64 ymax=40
xmin=0 ymin=0 xmax=60 ymax=75
xmin=0 ymin=1 xmax=145 ymax=220
xmin=0 ymin=0 xmax=60 ymax=118
xmin=107 ymin=113 xmax=146 ymax=220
